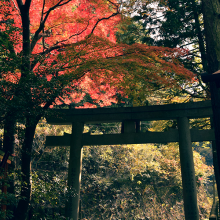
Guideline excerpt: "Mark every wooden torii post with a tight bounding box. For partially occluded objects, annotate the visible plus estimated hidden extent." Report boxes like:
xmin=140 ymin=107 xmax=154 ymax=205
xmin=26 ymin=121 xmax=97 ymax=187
xmin=46 ymin=101 xmax=215 ymax=220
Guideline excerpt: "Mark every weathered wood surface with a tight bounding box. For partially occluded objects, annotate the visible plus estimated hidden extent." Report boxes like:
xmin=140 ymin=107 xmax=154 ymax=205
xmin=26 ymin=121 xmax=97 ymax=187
xmin=46 ymin=129 xmax=215 ymax=146
xmin=46 ymin=101 xmax=212 ymax=124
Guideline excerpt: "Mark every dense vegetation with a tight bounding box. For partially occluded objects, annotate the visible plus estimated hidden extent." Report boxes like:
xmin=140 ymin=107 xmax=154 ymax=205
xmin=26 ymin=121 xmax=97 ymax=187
xmin=1 ymin=120 xmax=213 ymax=219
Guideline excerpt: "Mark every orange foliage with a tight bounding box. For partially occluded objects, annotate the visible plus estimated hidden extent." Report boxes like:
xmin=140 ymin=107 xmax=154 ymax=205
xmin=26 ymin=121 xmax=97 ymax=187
xmin=0 ymin=0 xmax=195 ymax=109
xmin=3 ymin=0 xmax=120 ymax=53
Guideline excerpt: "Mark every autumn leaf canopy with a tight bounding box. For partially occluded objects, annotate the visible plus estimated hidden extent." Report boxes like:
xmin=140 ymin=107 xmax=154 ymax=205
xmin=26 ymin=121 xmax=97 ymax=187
xmin=0 ymin=0 xmax=195 ymax=110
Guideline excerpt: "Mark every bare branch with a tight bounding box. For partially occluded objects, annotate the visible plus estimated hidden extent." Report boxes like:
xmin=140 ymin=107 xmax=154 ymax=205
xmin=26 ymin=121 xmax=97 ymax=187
xmin=107 ymin=0 xmax=120 ymax=8
xmin=31 ymin=21 xmax=93 ymax=70
xmin=50 ymin=19 xmax=91 ymax=47
xmin=31 ymin=0 xmax=72 ymax=51
xmin=41 ymin=0 xmax=46 ymax=22
xmin=90 ymin=12 xmax=120 ymax=34
xmin=89 ymin=0 xmax=120 ymax=34
xmin=31 ymin=45 xmax=61 ymax=70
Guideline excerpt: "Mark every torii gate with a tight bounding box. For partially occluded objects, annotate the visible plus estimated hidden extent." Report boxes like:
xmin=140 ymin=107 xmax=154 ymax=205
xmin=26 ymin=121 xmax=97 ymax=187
xmin=46 ymin=100 xmax=215 ymax=220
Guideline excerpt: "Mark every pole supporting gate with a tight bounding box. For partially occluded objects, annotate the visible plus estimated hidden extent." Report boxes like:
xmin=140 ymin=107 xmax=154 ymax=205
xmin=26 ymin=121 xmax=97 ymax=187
xmin=177 ymin=117 xmax=199 ymax=220
xmin=65 ymin=122 xmax=84 ymax=220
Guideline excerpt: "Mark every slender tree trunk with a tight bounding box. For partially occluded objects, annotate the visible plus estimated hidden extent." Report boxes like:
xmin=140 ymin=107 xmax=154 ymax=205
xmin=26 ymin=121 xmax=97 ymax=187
xmin=13 ymin=4 xmax=36 ymax=218
xmin=2 ymin=112 xmax=17 ymax=219
xmin=14 ymin=116 xmax=39 ymax=220
xmin=202 ymin=0 xmax=220 ymax=201
xmin=191 ymin=0 xmax=208 ymax=72
xmin=3 ymin=112 xmax=16 ymax=154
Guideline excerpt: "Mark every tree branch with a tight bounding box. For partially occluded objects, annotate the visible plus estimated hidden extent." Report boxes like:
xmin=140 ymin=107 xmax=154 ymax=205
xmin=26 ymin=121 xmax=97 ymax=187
xmin=16 ymin=0 xmax=23 ymax=10
xmin=51 ymin=19 xmax=91 ymax=45
xmin=90 ymin=12 xmax=120 ymax=34
xmin=31 ymin=21 xmax=93 ymax=70
xmin=25 ymin=0 xmax=32 ymax=10
xmin=30 ymin=0 xmax=72 ymax=51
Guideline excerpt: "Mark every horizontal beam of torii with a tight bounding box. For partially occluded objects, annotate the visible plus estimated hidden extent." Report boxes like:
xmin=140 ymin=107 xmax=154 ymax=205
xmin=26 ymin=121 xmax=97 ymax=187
xmin=47 ymin=100 xmax=212 ymax=124
xmin=46 ymin=129 xmax=215 ymax=146
xmin=46 ymin=100 xmax=213 ymax=220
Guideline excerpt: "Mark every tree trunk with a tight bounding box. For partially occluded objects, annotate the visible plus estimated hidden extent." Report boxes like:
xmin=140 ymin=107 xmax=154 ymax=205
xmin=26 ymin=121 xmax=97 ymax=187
xmin=2 ymin=112 xmax=17 ymax=219
xmin=202 ymin=0 xmax=220 ymax=201
xmin=14 ymin=116 xmax=39 ymax=220
xmin=191 ymin=0 xmax=208 ymax=72
xmin=3 ymin=113 xmax=16 ymax=154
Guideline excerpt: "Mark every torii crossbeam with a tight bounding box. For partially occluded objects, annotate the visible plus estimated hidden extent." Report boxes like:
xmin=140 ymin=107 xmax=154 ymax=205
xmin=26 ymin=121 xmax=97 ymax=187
xmin=46 ymin=100 xmax=214 ymax=220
